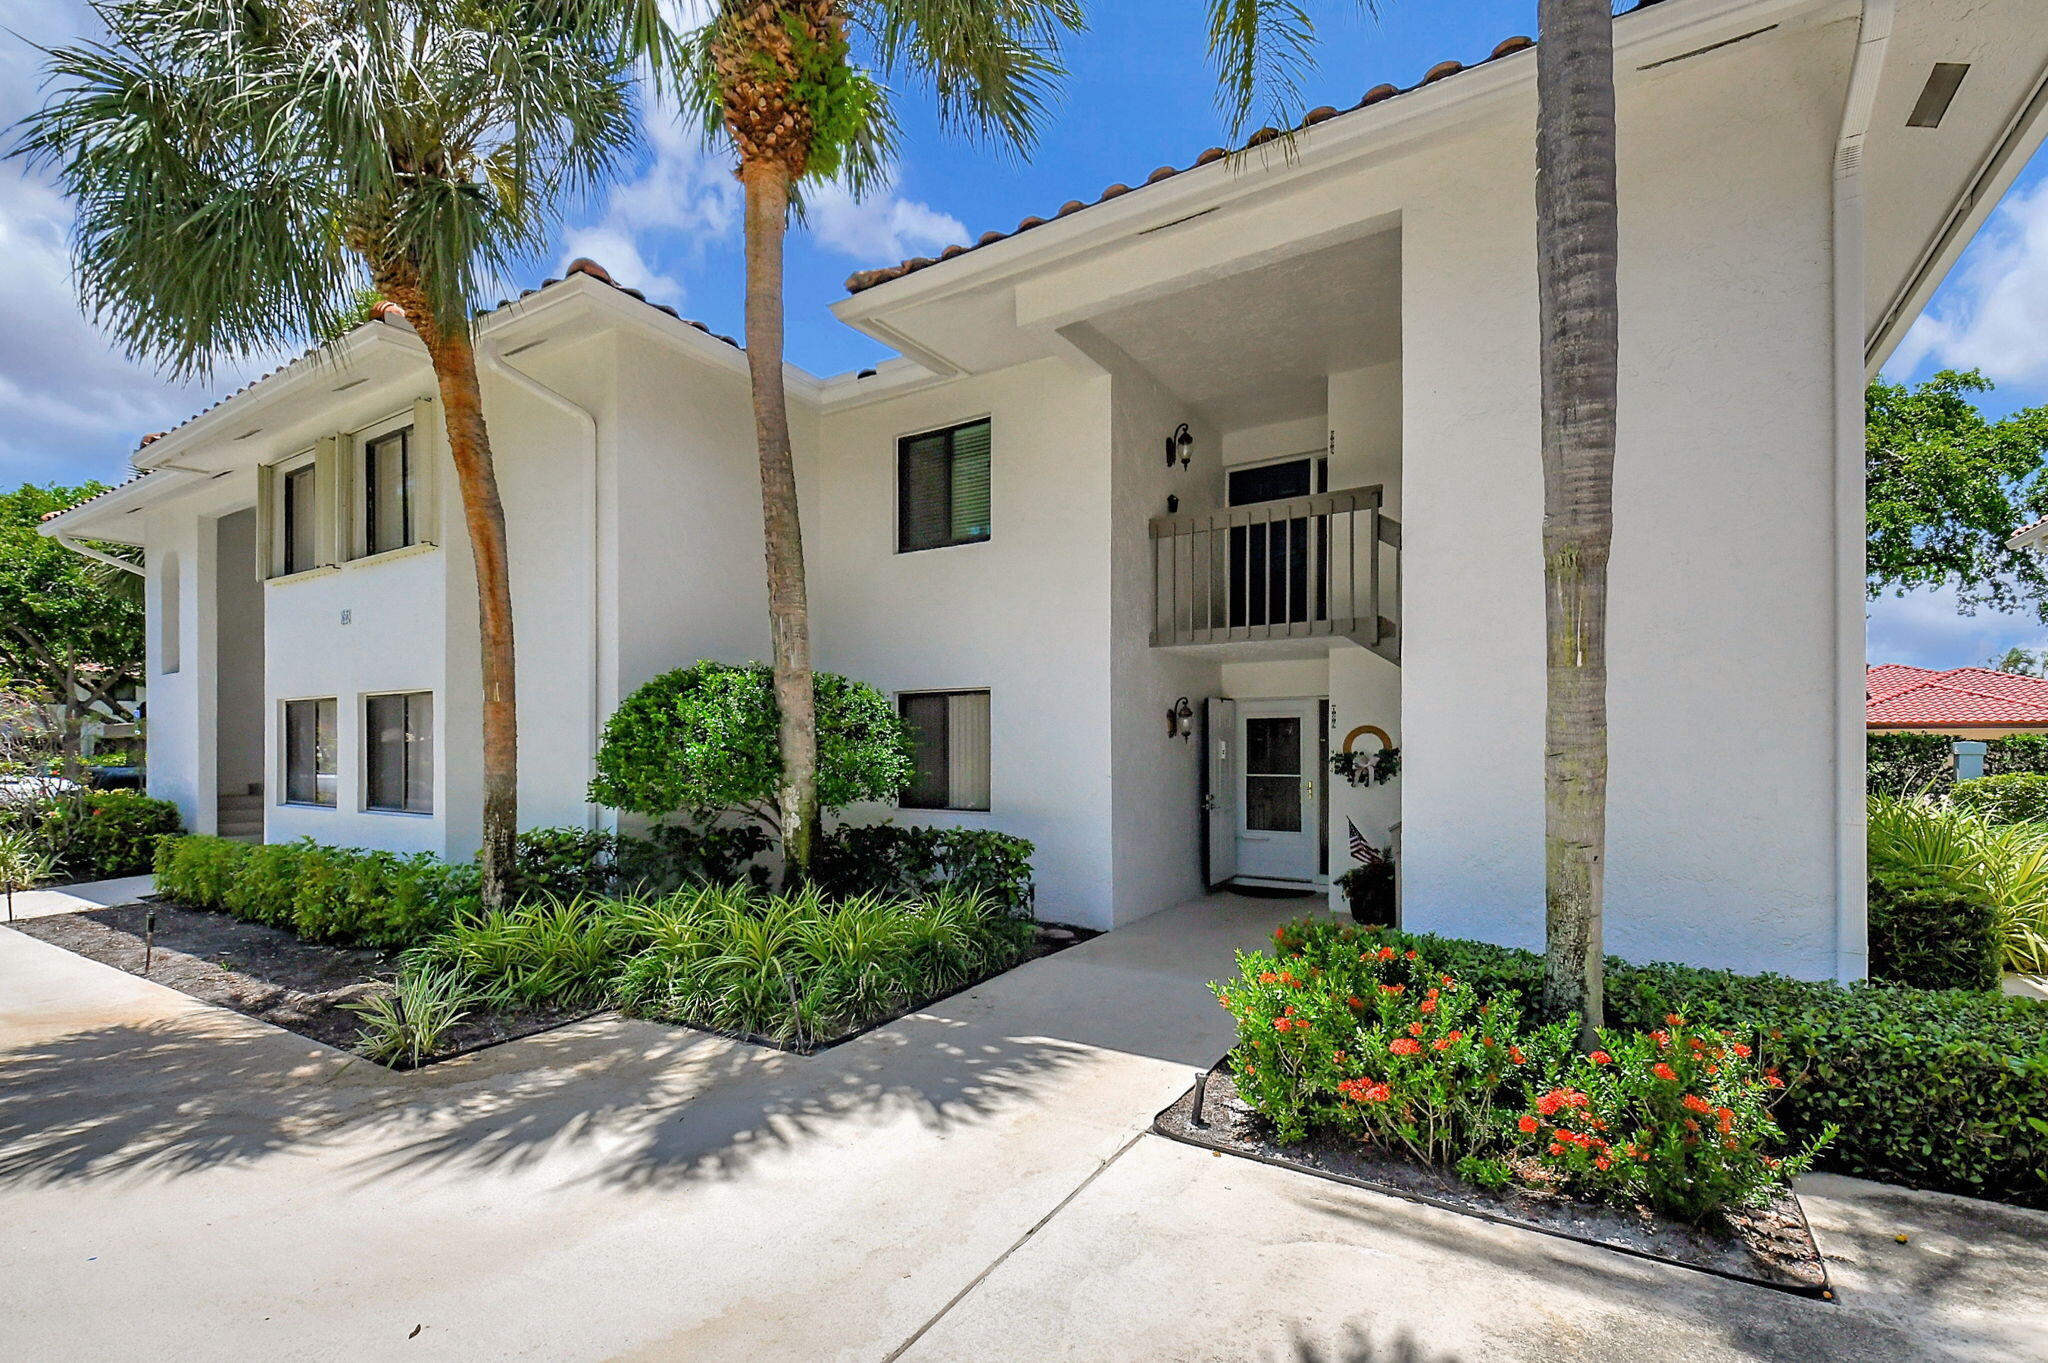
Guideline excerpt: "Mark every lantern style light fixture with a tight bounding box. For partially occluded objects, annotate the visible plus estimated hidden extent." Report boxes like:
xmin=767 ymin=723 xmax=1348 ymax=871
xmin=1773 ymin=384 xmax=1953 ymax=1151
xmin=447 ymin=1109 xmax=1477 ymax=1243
xmin=1166 ymin=422 xmax=1194 ymax=470
xmin=1167 ymin=696 xmax=1195 ymax=740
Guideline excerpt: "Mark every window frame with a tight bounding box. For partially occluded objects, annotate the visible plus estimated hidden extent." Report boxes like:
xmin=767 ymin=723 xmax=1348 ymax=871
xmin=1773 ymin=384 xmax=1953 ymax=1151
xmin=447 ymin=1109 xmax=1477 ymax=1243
xmin=895 ymin=416 xmax=993 ymax=555
xmin=356 ymin=414 xmax=418 ymax=559
xmin=272 ymin=449 xmax=321 ymax=578
xmin=897 ymin=688 xmax=993 ymax=813
xmin=362 ymin=688 xmax=435 ymax=816
xmin=279 ymin=695 xmax=339 ymax=809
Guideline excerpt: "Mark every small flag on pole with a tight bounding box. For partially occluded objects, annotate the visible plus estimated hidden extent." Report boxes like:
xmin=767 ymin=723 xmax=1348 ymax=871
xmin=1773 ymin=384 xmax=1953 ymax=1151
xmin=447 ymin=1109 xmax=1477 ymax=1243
xmin=1348 ymin=819 xmax=1373 ymax=864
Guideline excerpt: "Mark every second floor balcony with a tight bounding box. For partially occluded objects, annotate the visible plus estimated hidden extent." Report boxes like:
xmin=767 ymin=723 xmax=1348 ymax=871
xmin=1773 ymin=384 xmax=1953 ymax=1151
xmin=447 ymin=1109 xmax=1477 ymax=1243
xmin=1148 ymin=484 xmax=1400 ymax=661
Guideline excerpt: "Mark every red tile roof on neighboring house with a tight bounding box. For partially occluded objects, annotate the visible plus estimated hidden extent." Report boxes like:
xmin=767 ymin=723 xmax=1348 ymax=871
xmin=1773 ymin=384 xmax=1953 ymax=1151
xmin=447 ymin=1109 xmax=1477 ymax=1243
xmin=842 ymin=0 xmax=1677 ymax=295
xmin=1866 ymin=664 xmax=2048 ymax=729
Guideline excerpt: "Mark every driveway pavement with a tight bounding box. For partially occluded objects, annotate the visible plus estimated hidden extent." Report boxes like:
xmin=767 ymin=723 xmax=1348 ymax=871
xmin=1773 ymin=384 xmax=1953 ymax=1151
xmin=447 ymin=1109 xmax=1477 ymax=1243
xmin=3 ymin=891 xmax=2044 ymax=1362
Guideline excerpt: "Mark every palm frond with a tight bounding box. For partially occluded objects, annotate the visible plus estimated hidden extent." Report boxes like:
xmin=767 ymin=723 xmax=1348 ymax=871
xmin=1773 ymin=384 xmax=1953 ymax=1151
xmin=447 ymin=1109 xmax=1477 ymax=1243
xmin=1206 ymin=0 xmax=1382 ymax=141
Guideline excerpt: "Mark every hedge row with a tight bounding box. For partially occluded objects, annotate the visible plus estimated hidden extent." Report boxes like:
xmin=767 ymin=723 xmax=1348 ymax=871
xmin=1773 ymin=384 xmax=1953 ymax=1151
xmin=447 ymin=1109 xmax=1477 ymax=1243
xmin=1371 ymin=928 xmax=2048 ymax=1208
xmin=154 ymin=836 xmax=471 ymax=947
xmin=1868 ymin=731 xmax=2048 ymax=794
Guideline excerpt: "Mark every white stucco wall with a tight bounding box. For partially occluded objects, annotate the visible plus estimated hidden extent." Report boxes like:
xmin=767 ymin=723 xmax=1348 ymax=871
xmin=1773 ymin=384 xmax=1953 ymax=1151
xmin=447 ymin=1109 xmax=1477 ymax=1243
xmin=806 ymin=359 xmax=1121 ymax=928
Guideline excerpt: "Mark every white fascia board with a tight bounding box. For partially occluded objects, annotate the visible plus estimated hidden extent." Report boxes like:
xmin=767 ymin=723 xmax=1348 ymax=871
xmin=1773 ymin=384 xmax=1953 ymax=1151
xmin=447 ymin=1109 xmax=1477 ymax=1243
xmin=829 ymin=0 xmax=1835 ymax=349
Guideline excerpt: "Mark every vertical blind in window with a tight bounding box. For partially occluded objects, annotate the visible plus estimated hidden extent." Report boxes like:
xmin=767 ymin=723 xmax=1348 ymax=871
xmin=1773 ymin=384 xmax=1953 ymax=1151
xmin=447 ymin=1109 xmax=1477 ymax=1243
xmin=900 ymin=690 xmax=991 ymax=811
xmin=898 ymin=419 xmax=991 ymax=552
xmin=283 ymin=697 xmax=337 ymax=806
xmin=364 ymin=427 xmax=413 ymax=556
xmin=366 ymin=691 xmax=433 ymax=814
xmin=282 ymin=464 xmax=318 ymax=575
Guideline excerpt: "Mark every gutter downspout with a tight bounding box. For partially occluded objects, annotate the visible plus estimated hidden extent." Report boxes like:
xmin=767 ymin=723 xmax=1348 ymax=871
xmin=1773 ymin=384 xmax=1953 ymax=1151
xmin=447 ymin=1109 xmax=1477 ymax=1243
xmin=53 ymin=532 xmax=145 ymax=578
xmin=478 ymin=344 xmax=606 ymax=834
xmin=1832 ymin=0 xmax=1893 ymax=982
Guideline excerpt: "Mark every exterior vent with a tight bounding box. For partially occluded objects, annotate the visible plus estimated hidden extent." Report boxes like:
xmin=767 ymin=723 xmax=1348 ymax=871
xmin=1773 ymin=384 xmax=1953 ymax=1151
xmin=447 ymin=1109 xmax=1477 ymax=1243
xmin=1907 ymin=63 xmax=1970 ymax=128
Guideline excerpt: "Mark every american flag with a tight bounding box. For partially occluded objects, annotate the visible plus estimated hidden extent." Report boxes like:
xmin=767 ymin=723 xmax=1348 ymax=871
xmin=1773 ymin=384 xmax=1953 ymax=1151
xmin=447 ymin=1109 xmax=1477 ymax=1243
xmin=1348 ymin=819 xmax=1373 ymax=864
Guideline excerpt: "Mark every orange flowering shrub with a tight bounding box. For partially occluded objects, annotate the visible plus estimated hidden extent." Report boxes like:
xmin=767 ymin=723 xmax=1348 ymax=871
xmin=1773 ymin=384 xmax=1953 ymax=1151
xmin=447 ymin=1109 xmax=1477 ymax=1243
xmin=1514 ymin=1015 xmax=1832 ymax=1222
xmin=1214 ymin=923 xmax=1571 ymax=1161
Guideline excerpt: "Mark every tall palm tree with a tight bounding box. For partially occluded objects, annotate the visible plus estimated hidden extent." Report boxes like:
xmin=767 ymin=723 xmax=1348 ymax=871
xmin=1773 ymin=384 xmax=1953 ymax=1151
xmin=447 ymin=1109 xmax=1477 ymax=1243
xmin=673 ymin=1 xmax=1083 ymax=881
xmin=16 ymin=0 xmax=667 ymax=909
xmin=1532 ymin=0 xmax=1617 ymax=1045
xmin=1203 ymin=1 xmax=1616 ymax=1041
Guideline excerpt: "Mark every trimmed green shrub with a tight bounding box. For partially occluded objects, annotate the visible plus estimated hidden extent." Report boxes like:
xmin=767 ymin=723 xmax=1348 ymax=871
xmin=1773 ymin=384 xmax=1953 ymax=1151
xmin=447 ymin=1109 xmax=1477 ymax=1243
xmin=1867 ymin=731 xmax=1952 ymax=794
xmin=510 ymin=827 xmax=628 ymax=901
xmin=33 ymin=789 xmax=183 ymax=879
xmin=1952 ymin=772 xmax=2048 ymax=824
xmin=588 ymin=661 xmax=912 ymax=828
xmin=1355 ymin=925 xmax=2048 ymax=1208
xmin=1868 ymin=864 xmax=2003 ymax=991
xmin=153 ymin=834 xmax=461 ymax=947
xmin=1988 ymin=733 xmax=2048 ymax=777
xmin=814 ymin=824 xmax=1035 ymax=913
xmin=625 ymin=821 xmax=771 ymax=891
xmin=153 ymin=832 xmax=250 ymax=907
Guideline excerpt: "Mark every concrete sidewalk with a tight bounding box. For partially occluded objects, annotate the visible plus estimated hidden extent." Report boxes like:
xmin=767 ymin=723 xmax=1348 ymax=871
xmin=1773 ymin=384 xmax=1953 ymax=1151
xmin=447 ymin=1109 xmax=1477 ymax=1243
xmin=4 ymin=892 xmax=2045 ymax=1362
xmin=5 ymin=873 xmax=153 ymax=922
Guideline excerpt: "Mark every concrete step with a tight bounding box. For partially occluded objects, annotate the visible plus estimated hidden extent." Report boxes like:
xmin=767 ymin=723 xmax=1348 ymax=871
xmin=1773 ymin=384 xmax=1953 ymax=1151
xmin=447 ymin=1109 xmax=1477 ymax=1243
xmin=217 ymin=818 xmax=264 ymax=837
xmin=218 ymin=795 xmax=264 ymax=811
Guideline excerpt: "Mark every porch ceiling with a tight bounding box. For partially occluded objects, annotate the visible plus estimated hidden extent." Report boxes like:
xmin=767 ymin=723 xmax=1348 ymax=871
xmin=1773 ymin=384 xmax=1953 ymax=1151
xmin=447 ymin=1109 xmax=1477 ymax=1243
xmin=1081 ymin=228 xmax=1401 ymax=430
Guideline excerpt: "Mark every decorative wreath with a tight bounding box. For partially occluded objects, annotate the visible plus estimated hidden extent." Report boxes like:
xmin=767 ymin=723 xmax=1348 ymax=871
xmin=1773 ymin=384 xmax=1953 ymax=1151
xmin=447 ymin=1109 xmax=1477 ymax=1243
xmin=1330 ymin=724 xmax=1401 ymax=787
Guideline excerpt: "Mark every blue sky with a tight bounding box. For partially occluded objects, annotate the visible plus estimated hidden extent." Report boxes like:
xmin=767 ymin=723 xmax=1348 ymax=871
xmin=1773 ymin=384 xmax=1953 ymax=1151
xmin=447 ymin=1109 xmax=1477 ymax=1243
xmin=2 ymin=0 xmax=2045 ymax=667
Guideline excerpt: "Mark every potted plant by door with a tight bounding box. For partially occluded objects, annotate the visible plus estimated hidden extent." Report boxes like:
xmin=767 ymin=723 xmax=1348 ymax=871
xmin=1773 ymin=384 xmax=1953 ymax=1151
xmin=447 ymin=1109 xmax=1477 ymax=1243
xmin=1336 ymin=843 xmax=1396 ymax=926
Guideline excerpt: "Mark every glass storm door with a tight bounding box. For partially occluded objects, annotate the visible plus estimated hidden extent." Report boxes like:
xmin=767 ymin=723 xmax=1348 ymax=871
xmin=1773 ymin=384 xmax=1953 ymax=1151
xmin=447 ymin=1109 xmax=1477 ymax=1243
xmin=1235 ymin=699 xmax=1320 ymax=882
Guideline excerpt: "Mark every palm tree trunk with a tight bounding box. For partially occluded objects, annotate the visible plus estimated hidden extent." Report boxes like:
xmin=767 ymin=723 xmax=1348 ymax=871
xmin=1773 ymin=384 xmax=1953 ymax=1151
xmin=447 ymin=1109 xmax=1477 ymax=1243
xmin=410 ymin=311 xmax=520 ymax=911
xmin=1535 ymin=0 xmax=1618 ymax=1048
xmin=739 ymin=160 xmax=822 ymax=882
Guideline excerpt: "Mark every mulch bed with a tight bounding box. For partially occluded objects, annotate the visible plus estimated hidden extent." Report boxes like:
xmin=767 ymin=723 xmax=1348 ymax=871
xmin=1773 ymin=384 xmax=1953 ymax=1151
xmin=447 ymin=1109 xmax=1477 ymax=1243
xmin=1153 ymin=1059 xmax=1830 ymax=1298
xmin=8 ymin=902 xmax=591 ymax=1068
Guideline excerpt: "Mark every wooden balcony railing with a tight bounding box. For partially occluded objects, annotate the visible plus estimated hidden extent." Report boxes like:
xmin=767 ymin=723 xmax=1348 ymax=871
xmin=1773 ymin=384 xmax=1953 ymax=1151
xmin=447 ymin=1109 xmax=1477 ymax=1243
xmin=1147 ymin=484 xmax=1400 ymax=658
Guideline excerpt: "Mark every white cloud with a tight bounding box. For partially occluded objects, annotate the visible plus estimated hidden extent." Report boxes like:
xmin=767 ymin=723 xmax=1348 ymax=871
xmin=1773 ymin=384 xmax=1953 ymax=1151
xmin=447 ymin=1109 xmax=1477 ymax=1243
xmin=1867 ymin=582 xmax=2048 ymax=670
xmin=1891 ymin=175 xmax=2048 ymax=387
xmin=803 ymin=177 xmax=968 ymax=263
xmin=0 ymin=1 xmax=265 ymax=489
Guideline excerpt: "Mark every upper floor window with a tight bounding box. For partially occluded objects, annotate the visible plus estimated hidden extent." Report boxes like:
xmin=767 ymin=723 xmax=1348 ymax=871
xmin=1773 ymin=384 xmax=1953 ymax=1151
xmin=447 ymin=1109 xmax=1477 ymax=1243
xmin=899 ymin=689 xmax=991 ymax=811
xmin=362 ymin=426 xmax=416 ymax=556
xmin=281 ymin=462 xmax=319 ymax=576
xmin=898 ymin=419 xmax=991 ymax=553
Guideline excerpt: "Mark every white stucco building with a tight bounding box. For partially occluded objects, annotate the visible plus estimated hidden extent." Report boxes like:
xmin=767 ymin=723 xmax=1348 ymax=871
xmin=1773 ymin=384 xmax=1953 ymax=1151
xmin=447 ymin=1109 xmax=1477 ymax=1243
xmin=41 ymin=0 xmax=2048 ymax=978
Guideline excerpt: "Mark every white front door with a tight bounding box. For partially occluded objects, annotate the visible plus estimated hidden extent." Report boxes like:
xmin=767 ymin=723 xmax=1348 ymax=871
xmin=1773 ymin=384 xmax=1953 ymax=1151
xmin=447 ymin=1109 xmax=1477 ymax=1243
xmin=1235 ymin=698 xmax=1321 ymax=883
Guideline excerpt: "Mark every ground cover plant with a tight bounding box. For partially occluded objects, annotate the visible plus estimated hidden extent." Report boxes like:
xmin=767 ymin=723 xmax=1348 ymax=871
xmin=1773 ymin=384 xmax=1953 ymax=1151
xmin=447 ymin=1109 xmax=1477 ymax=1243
xmin=1219 ymin=918 xmax=2048 ymax=1209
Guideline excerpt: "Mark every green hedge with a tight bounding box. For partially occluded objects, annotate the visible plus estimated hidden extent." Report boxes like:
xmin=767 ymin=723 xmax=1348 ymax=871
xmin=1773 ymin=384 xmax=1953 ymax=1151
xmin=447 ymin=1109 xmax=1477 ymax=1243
xmin=1869 ymin=732 xmax=2048 ymax=796
xmin=1867 ymin=865 xmax=2003 ymax=991
xmin=813 ymin=824 xmax=1035 ymax=913
xmin=1368 ymin=927 xmax=2048 ymax=1208
xmin=1951 ymin=772 xmax=2048 ymax=824
xmin=155 ymin=835 xmax=470 ymax=948
xmin=33 ymin=790 xmax=183 ymax=880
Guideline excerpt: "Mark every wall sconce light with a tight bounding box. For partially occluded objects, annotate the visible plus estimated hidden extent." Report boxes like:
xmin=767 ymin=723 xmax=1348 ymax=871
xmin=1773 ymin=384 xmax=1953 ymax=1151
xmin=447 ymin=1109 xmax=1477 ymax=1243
xmin=1167 ymin=695 xmax=1195 ymax=741
xmin=1166 ymin=423 xmax=1194 ymax=470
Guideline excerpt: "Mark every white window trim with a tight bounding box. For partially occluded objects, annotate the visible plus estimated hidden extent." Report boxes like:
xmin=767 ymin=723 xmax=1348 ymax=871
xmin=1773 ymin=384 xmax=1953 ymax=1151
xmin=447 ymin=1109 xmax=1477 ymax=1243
xmin=897 ymin=687 xmax=994 ymax=813
xmin=348 ymin=407 xmax=433 ymax=562
xmin=277 ymin=694 xmax=339 ymax=810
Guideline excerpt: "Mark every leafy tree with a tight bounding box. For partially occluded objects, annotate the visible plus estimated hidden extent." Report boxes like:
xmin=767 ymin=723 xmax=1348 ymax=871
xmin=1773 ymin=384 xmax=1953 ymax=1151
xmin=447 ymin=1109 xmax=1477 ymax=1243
xmin=1986 ymin=646 xmax=2048 ymax=677
xmin=1867 ymin=369 xmax=2048 ymax=621
xmin=669 ymin=0 xmax=1083 ymax=882
xmin=589 ymin=661 xmax=913 ymax=833
xmin=15 ymin=0 xmax=670 ymax=908
xmin=0 ymin=483 xmax=144 ymax=746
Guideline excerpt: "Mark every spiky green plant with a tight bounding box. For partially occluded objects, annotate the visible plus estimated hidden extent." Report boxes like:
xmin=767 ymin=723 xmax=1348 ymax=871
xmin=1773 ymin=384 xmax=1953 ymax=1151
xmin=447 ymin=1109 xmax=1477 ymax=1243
xmin=1868 ymin=795 xmax=2048 ymax=974
xmin=0 ymin=829 xmax=56 ymax=921
xmin=346 ymin=964 xmax=477 ymax=1068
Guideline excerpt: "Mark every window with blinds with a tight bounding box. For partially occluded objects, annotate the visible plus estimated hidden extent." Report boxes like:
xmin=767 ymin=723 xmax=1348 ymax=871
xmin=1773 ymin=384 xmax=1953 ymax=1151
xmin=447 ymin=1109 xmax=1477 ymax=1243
xmin=365 ymin=691 xmax=433 ymax=814
xmin=281 ymin=463 xmax=319 ymax=575
xmin=897 ymin=419 xmax=991 ymax=552
xmin=282 ymin=697 xmax=337 ymax=807
xmin=363 ymin=427 xmax=415 ymax=556
xmin=899 ymin=690 xmax=991 ymax=811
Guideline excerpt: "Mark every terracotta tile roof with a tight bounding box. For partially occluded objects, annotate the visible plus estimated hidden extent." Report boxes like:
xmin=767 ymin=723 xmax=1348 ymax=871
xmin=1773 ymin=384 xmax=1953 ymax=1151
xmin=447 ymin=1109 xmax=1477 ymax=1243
xmin=2009 ymin=511 xmax=2048 ymax=546
xmin=39 ymin=470 xmax=161 ymax=523
xmin=1866 ymin=664 xmax=2048 ymax=728
xmin=842 ymin=0 xmax=1680 ymax=296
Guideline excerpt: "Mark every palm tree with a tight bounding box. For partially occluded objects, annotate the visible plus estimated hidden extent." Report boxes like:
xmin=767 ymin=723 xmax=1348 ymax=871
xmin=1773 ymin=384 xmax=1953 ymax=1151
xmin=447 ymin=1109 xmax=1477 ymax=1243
xmin=1532 ymin=0 xmax=1617 ymax=1045
xmin=15 ymin=0 xmax=668 ymax=909
xmin=1203 ymin=1 xmax=1616 ymax=1041
xmin=672 ymin=1 xmax=1083 ymax=881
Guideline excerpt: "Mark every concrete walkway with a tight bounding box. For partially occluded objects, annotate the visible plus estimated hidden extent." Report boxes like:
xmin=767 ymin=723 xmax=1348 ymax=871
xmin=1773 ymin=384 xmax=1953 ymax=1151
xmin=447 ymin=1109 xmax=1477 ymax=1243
xmin=3 ymin=893 xmax=2045 ymax=1362
xmin=5 ymin=873 xmax=153 ymax=921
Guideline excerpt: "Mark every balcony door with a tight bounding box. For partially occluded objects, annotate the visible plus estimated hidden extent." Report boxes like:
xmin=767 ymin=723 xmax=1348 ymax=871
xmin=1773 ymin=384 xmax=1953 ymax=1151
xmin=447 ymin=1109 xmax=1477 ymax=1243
xmin=1234 ymin=697 xmax=1324 ymax=884
xmin=1227 ymin=456 xmax=1328 ymax=628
